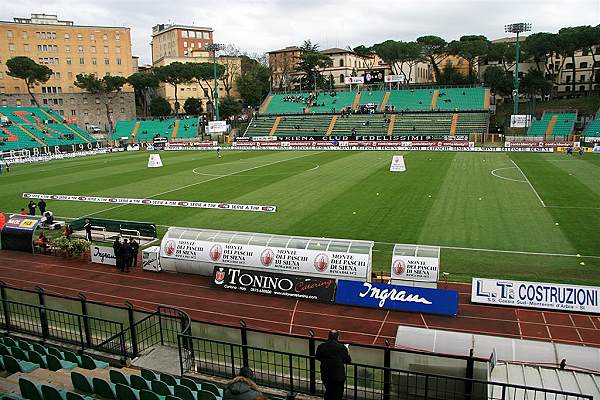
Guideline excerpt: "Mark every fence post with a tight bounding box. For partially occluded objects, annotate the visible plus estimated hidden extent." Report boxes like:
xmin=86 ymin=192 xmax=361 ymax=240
xmin=79 ymin=293 xmax=91 ymax=348
xmin=230 ymin=344 xmax=236 ymax=377
xmin=383 ymin=341 xmax=391 ymax=400
xmin=240 ymin=320 xmax=248 ymax=367
xmin=308 ymin=329 xmax=316 ymax=395
xmin=158 ymin=308 xmax=164 ymax=346
xmin=126 ymin=302 xmax=138 ymax=358
xmin=178 ymin=335 xmax=185 ymax=376
xmin=465 ymin=348 xmax=474 ymax=400
xmin=288 ymin=353 xmax=294 ymax=396
xmin=0 ymin=281 xmax=11 ymax=334
xmin=36 ymin=286 xmax=49 ymax=340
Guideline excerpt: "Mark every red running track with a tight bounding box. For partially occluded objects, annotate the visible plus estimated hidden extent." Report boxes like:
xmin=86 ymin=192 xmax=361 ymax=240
xmin=0 ymin=251 xmax=599 ymax=348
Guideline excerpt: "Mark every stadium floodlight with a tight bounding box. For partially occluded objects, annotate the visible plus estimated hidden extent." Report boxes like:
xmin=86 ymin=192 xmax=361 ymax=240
xmin=207 ymin=43 xmax=225 ymax=121
xmin=504 ymin=23 xmax=532 ymax=116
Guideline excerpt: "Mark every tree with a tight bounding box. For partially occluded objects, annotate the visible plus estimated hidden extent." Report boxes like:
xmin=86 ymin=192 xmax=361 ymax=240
xmin=183 ymin=97 xmax=202 ymax=115
xmin=521 ymin=69 xmax=552 ymax=98
xmin=484 ymin=42 xmax=517 ymax=73
xmin=236 ymin=58 xmax=271 ymax=108
xmin=372 ymin=40 xmax=402 ymax=74
xmin=154 ymin=62 xmax=194 ymax=113
xmin=483 ymin=66 xmax=513 ymax=98
xmin=127 ymin=72 xmax=159 ymax=117
xmin=523 ymin=33 xmax=560 ymax=80
xmin=6 ymin=56 xmax=53 ymax=107
xmin=435 ymin=66 xmax=470 ymax=85
xmin=219 ymin=96 xmax=242 ymax=119
xmin=448 ymin=35 xmax=490 ymax=81
xmin=149 ymin=96 xmax=172 ymax=116
xmin=416 ymin=35 xmax=449 ymax=80
xmin=296 ymin=40 xmax=332 ymax=90
xmin=74 ymin=74 xmax=127 ymax=133
xmin=189 ymin=62 xmax=226 ymax=105
xmin=218 ymin=56 xmax=241 ymax=97
xmin=353 ymin=45 xmax=376 ymax=69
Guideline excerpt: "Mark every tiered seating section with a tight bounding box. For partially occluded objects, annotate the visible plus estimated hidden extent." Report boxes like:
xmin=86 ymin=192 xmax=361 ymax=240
xmin=245 ymin=112 xmax=489 ymax=138
xmin=112 ymin=117 xmax=199 ymax=143
xmin=583 ymin=114 xmax=600 ymax=137
xmin=527 ymin=112 xmax=576 ymax=138
xmin=0 ymin=335 xmax=227 ymax=400
xmin=0 ymin=107 xmax=96 ymax=151
xmin=262 ymin=87 xmax=487 ymax=114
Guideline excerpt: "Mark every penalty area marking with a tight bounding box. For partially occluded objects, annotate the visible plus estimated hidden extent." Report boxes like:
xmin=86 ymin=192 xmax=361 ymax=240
xmin=509 ymin=158 xmax=546 ymax=207
xmin=192 ymin=162 xmax=319 ymax=177
xmin=490 ymin=166 xmax=526 ymax=183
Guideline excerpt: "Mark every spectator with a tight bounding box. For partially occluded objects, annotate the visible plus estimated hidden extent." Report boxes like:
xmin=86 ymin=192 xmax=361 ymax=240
xmin=121 ymin=238 xmax=132 ymax=272
xmin=84 ymin=219 xmax=92 ymax=242
xmin=316 ymin=330 xmax=351 ymax=400
xmin=64 ymin=224 xmax=73 ymax=240
xmin=38 ymin=199 xmax=47 ymax=215
xmin=34 ymin=233 xmax=49 ymax=252
xmin=113 ymin=237 xmax=122 ymax=271
xmin=20 ymin=208 xmax=27 ymax=216
xmin=28 ymin=201 xmax=37 ymax=216
xmin=131 ymin=239 xmax=139 ymax=269
xmin=223 ymin=367 xmax=262 ymax=400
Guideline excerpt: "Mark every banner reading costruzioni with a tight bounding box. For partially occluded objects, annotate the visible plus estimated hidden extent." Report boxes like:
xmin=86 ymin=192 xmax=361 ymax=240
xmin=22 ymin=193 xmax=276 ymax=213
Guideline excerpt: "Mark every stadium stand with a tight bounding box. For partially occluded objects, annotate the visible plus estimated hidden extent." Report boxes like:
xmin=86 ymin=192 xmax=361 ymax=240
xmin=582 ymin=114 xmax=600 ymax=137
xmin=527 ymin=112 xmax=577 ymax=138
xmin=0 ymin=107 xmax=96 ymax=151
xmin=112 ymin=117 xmax=200 ymax=142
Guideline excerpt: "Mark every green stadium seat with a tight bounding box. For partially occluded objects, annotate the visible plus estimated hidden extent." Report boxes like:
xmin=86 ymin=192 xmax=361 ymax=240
xmin=199 ymin=383 xmax=222 ymax=398
xmin=16 ymin=339 xmax=32 ymax=352
xmin=141 ymin=369 xmax=159 ymax=382
xmin=47 ymin=348 xmax=64 ymax=360
xmin=47 ymin=354 xmax=78 ymax=371
xmin=173 ymin=385 xmax=196 ymax=400
xmin=3 ymin=337 xmax=17 ymax=348
xmin=18 ymin=378 xmax=43 ymax=400
xmin=66 ymin=392 xmax=94 ymax=400
xmin=62 ymin=350 xmax=82 ymax=367
xmin=196 ymin=391 xmax=217 ymax=400
xmin=130 ymin=375 xmax=151 ymax=391
xmin=4 ymin=355 xmax=38 ymax=373
xmin=10 ymin=347 xmax=29 ymax=361
xmin=92 ymin=377 xmax=116 ymax=399
xmin=160 ymin=373 xmax=179 ymax=387
xmin=115 ymin=383 xmax=140 ymax=400
xmin=32 ymin=343 xmax=50 ymax=357
xmin=110 ymin=369 xmax=131 ymax=386
xmin=41 ymin=384 xmax=68 ymax=400
xmin=0 ymin=343 xmax=12 ymax=357
xmin=81 ymin=354 xmax=109 ymax=370
xmin=140 ymin=391 xmax=166 ymax=400
xmin=28 ymin=350 xmax=48 ymax=369
xmin=179 ymin=378 xmax=201 ymax=393
xmin=151 ymin=380 xmax=174 ymax=396
xmin=71 ymin=371 xmax=94 ymax=394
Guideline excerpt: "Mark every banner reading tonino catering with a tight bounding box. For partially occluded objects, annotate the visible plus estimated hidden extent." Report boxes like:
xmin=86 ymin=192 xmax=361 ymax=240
xmin=22 ymin=193 xmax=276 ymax=213
xmin=161 ymin=238 xmax=371 ymax=280
xmin=212 ymin=266 xmax=337 ymax=303
xmin=472 ymin=278 xmax=600 ymax=314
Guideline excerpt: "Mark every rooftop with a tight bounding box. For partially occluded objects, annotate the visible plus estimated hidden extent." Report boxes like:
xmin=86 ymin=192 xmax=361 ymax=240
xmin=152 ymin=23 xmax=213 ymax=36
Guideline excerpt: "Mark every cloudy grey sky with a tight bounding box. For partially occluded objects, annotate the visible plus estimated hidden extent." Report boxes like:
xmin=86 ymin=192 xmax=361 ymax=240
xmin=2 ymin=0 xmax=599 ymax=64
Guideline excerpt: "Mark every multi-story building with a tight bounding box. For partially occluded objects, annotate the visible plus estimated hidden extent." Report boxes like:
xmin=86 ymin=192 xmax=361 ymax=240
xmin=268 ymin=46 xmax=302 ymax=90
xmin=0 ymin=13 xmax=136 ymax=132
xmin=551 ymin=49 xmax=600 ymax=95
xmin=151 ymin=24 xmax=213 ymax=62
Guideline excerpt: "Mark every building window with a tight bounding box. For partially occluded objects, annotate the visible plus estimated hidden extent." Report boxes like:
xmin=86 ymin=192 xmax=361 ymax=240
xmin=579 ymin=85 xmax=586 ymax=92
xmin=580 ymin=75 xmax=586 ymax=82
xmin=339 ymin=74 xmax=345 ymax=83
xmin=566 ymin=75 xmax=572 ymax=83
xmin=182 ymin=31 xmax=188 ymax=38
xmin=64 ymin=33 xmax=70 ymax=39
xmin=104 ymin=46 xmax=108 ymax=54
xmin=8 ymin=44 xmax=15 ymax=52
xmin=92 ymin=58 xmax=97 ymax=65
xmin=339 ymin=59 xmax=344 ymax=67
xmin=80 ymin=58 xmax=85 ymax=65
xmin=43 ymin=99 xmax=48 ymax=105
xmin=14 ymin=87 xmax=20 ymax=93
xmin=580 ymin=62 xmax=588 ymax=69
xmin=565 ymin=86 xmax=571 ymax=92
xmin=117 ymin=58 xmax=122 ymax=65
xmin=104 ymin=58 xmax=110 ymax=65
xmin=91 ymin=46 xmax=96 ymax=53
xmin=71 ymin=110 xmax=76 ymax=116
xmin=183 ymin=41 xmax=188 ymax=48
xmin=77 ymin=33 xmax=83 ymax=40
xmin=66 ymin=58 xmax=72 ymax=65
xmin=23 ymin=44 xmax=30 ymax=52
xmin=7 ymin=31 xmax=13 ymax=39
xmin=22 ymin=31 xmax=28 ymax=39
xmin=65 ymin=45 xmax=70 ymax=52
xmin=115 ymin=33 xmax=120 ymax=41
xmin=566 ymin=63 xmax=574 ymax=69
xmin=116 ymin=46 xmax=121 ymax=54
xmin=202 ymin=32 xmax=210 ymax=39
xmin=90 ymin=34 xmax=95 ymax=41
xmin=78 ymin=46 xmax=84 ymax=53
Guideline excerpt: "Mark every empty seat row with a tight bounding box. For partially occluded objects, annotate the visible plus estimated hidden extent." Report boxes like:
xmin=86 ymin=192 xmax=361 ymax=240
xmin=19 ymin=377 xmax=92 ymax=400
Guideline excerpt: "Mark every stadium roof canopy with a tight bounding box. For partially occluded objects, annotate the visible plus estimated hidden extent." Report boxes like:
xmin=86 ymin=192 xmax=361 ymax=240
xmin=392 ymin=243 xmax=440 ymax=259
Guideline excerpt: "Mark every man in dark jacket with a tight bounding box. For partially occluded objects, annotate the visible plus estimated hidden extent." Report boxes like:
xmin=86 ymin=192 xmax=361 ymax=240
xmin=316 ymin=330 xmax=351 ymax=400
xmin=121 ymin=238 xmax=132 ymax=272
xmin=112 ymin=237 xmax=122 ymax=271
xmin=223 ymin=366 xmax=262 ymax=400
xmin=130 ymin=239 xmax=139 ymax=269
xmin=37 ymin=199 xmax=47 ymax=215
xmin=27 ymin=201 xmax=37 ymax=216
xmin=84 ymin=219 xmax=93 ymax=242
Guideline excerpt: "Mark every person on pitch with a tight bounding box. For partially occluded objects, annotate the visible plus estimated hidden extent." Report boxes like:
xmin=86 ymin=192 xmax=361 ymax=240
xmin=217 ymin=146 xmax=222 ymax=158
xmin=84 ymin=219 xmax=93 ymax=242
xmin=316 ymin=330 xmax=351 ymax=400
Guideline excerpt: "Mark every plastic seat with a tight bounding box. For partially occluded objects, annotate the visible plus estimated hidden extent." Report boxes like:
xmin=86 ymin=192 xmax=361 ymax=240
xmin=196 ymin=391 xmax=217 ymax=400
xmin=130 ymin=375 xmax=150 ymax=391
xmin=174 ymin=385 xmax=196 ymax=400
xmin=92 ymin=377 xmax=116 ymax=400
xmin=10 ymin=346 xmax=29 ymax=361
xmin=32 ymin=343 xmax=50 ymax=356
xmin=19 ymin=378 xmax=43 ymax=400
xmin=17 ymin=339 xmax=32 ymax=352
xmin=41 ymin=384 xmax=67 ymax=400
xmin=81 ymin=354 xmax=109 ymax=369
xmin=66 ymin=393 xmax=94 ymax=400
xmin=179 ymin=378 xmax=201 ymax=393
xmin=47 ymin=347 xmax=64 ymax=360
xmin=115 ymin=383 xmax=140 ymax=400
xmin=141 ymin=369 xmax=158 ymax=382
xmin=28 ymin=350 xmax=48 ymax=369
xmin=47 ymin=354 xmax=77 ymax=371
xmin=3 ymin=337 xmax=17 ymax=348
xmin=200 ymin=383 xmax=222 ymax=397
xmin=109 ymin=369 xmax=130 ymax=386
xmin=5 ymin=355 xmax=38 ymax=373
xmin=160 ymin=373 xmax=179 ymax=387
xmin=151 ymin=380 xmax=173 ymax=396
xmin=71 ymin=371 xmax=94 ymax=394
xmin=140 ymin=391 xmax=165 ymax=400
xmin=0 ymin=343 xmax=12 ymax=357
xmin=62 ymin=350 xmax=82 ymax=367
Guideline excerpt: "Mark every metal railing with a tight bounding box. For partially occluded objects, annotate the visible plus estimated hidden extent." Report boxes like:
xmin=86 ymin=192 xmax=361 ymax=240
xmin=178 ymin=334 xmax=593 ymax=400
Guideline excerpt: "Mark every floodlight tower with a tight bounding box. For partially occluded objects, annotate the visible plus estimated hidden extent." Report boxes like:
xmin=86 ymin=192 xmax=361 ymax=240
xmin=207 ymin=43 xmax=225 ymax=121
xmin=505 ymin=23 xmax=532 ymax=116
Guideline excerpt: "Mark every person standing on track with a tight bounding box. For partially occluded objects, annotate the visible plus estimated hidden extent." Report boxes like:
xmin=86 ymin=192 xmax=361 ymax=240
xmin=130 ymin=238 xmax=139 ymax=269
xmin=113 ymin=236 xmax=122 ymax=271
xmin=121 ymin=238 xmax=133 ymax=272
xmin=84 ymin=219 xmax=93 ymax=242
xmin=316 ymin=330 xmax=351 ymax=400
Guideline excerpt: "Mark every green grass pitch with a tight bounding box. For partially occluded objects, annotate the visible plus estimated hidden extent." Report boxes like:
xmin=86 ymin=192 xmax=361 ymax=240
xmin=1 ymin=150 xmax=599 ymax=285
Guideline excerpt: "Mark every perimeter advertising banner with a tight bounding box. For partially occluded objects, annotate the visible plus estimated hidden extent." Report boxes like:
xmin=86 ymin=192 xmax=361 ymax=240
xmin=335 ymin=280 xmax=458 ymax=316
xmin=90 ymin=245 xmax=116 ymax=266
xmin=471 ymin=278 xmax=600 ymax=314
xmin=391 ymin=256 xmax=439 ymax=282
xmin=212 ymin=266 xmax=337 ymax=303
xmin=162 ymin=238 xmax=371 ymax=280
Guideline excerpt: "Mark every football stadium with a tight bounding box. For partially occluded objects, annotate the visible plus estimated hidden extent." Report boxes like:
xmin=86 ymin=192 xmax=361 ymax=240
xmin=1 ymin=4 xmax=600 ymax=400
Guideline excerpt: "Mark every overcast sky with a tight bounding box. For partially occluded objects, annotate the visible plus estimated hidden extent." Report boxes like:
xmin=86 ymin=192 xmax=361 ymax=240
xmin=2 ymin=0 xmax=599 ymax=65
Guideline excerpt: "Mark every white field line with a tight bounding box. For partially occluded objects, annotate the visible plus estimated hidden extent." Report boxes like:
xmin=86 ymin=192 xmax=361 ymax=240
xmin=545 ymin=205 xmax=600 ymax=210
xmin=490 ymin=166 xmax=527 ymax=183
xmin=509 ymin=158 xmax=546 ymax=207
xmin=83 ymin=151 xmax=321 ymax=217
